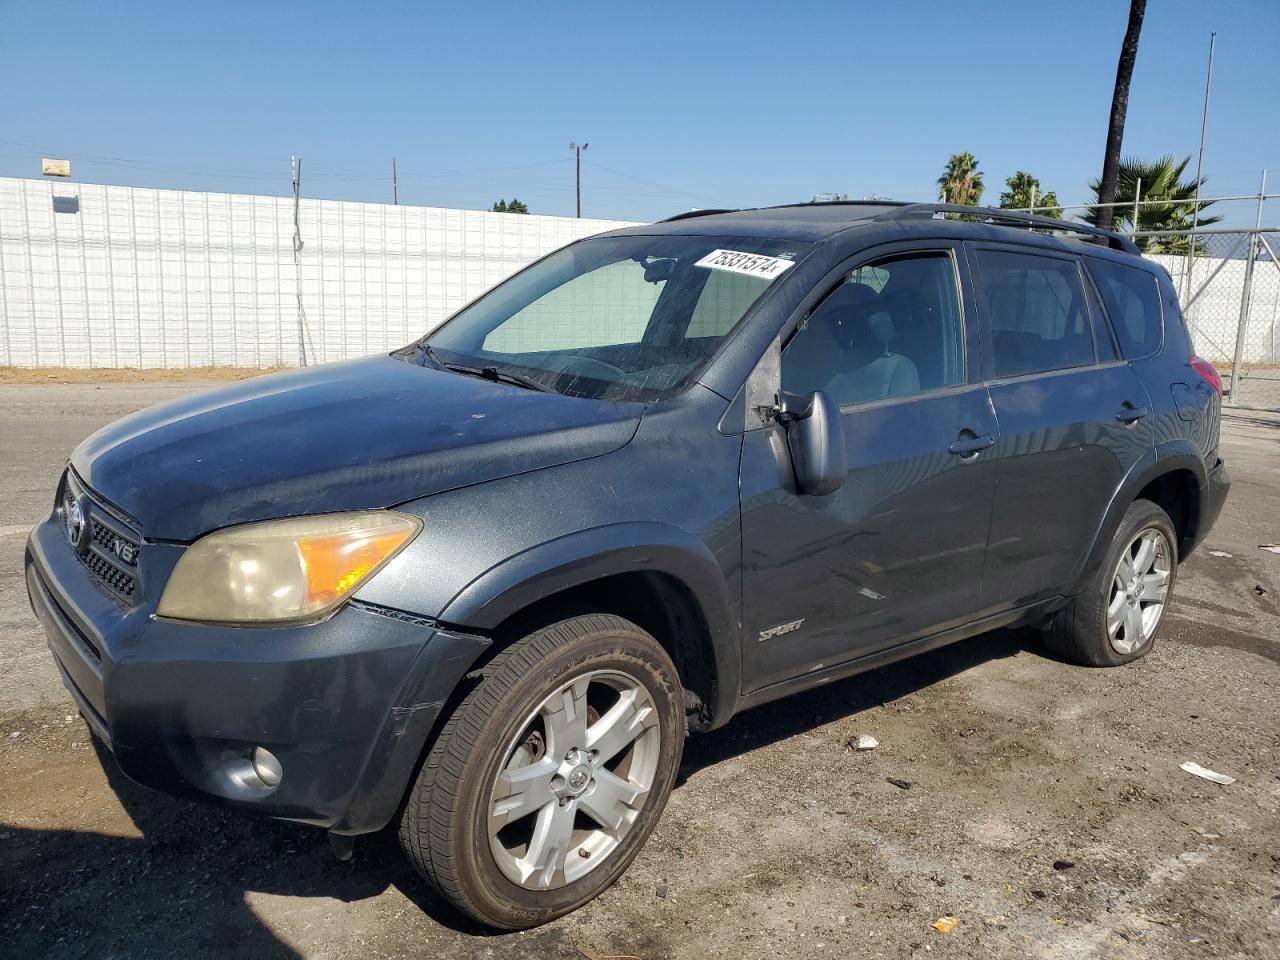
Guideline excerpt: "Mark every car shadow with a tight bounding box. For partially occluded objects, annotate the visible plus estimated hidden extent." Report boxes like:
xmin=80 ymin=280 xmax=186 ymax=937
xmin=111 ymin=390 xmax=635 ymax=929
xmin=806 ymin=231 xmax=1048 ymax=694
xmin=1 ymin=627 xmax=1035 ymax=955
xmin=678 ymin=626 xmax=1032 ymax=782
xmin=0 ymin=737 xmax=492 ymax=959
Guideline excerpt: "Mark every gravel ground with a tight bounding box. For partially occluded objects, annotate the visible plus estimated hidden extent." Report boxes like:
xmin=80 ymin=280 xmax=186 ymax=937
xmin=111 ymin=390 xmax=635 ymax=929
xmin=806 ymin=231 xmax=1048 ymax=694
xmin=1 ymin=381 xmax=1278 ymax=960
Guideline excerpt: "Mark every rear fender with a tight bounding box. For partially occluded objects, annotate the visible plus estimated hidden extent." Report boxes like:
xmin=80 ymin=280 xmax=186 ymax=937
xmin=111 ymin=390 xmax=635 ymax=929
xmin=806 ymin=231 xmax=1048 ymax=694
xmin=1068 ymin=440 xmax=1207 ymax=596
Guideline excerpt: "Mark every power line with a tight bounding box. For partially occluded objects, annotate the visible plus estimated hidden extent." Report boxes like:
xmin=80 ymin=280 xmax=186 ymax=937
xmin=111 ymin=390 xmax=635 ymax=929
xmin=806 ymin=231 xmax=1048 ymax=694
xmin=0 ymin=139 xmax=574 ymax=184
xmin=583 ymin=160 xmax=718 ymax=203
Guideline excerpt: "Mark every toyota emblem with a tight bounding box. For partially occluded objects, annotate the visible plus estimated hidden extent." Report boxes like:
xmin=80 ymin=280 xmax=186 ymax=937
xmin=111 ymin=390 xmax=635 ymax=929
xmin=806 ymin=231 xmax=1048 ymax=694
xmin=66 ymin=497 xmax=90 ymax=554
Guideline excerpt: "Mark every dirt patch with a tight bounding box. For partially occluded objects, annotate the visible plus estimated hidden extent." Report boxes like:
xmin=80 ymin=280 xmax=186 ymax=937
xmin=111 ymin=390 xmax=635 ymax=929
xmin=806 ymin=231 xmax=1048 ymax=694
xmin=0 ymin=366 xmax=283 ymax=384
xmin=1 ymin=390 xmax=1277 ymax=959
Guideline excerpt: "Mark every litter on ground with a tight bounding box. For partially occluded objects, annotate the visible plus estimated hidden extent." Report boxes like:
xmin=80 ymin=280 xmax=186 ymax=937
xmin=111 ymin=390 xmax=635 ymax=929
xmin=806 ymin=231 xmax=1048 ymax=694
xmin=1180 ymin=761 xmax=1235 ymax=785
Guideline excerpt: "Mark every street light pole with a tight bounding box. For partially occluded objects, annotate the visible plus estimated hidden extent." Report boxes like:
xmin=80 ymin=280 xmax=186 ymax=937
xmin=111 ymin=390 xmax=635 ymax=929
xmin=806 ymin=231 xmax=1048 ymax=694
xmin=1183 ymin=31 xmax=1216 ymax=301
xmin=569 ymin=141 xmax=588 ymax=217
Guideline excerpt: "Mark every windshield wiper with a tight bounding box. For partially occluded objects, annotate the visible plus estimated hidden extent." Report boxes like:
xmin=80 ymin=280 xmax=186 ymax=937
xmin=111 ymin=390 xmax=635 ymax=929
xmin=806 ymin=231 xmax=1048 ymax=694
xmin=442 ymin=361 xmax=556 ymax=393
xmin=414 ymin=342 xmax=444 ymax=369
xmin=415 ymin=341 xmax=555 ymax=393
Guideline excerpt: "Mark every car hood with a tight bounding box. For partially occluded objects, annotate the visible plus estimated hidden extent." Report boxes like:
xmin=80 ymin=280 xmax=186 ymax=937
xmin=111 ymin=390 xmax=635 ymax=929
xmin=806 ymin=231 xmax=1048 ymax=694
xmin=71 ymin=355 xmax=644 ymax=542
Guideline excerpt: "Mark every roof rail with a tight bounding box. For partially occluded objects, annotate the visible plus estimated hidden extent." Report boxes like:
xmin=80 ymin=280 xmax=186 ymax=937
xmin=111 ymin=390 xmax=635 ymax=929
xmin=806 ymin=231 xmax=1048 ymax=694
xmin=767 ymin=199 xmax=911 ymax=211
xmin=874 ymin=203 xmax=1139 ymax=254
xmin=660 ymin=208 xmax=737 ymax=222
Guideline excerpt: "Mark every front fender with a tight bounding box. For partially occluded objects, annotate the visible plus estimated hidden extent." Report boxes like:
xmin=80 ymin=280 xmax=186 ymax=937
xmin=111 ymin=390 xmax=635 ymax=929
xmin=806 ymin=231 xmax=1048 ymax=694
xmin=440 ymin=521 xmax=741 ymax=728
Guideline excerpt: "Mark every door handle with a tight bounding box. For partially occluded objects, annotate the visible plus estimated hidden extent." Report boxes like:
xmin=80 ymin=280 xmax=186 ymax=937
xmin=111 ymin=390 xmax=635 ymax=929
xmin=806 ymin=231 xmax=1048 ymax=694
xmin=947 ymin=435 xmax=995 ymax=457
xmin=1115 ymin=406 xmax=1149 ymax=424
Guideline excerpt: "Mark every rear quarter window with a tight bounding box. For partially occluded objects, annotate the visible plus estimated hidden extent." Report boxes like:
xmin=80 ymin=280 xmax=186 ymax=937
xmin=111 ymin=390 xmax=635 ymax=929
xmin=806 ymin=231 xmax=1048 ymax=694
xmin=1086 ymin=259 xmax=1163 ymax=359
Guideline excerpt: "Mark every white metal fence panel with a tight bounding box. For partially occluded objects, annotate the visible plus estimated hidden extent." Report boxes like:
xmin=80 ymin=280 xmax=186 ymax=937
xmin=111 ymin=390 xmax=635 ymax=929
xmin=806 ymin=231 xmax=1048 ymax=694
xmin=0 ymin=177 xmax=638 ymax=368
xmin=6 ymin=176 xmax=1280 ymax=407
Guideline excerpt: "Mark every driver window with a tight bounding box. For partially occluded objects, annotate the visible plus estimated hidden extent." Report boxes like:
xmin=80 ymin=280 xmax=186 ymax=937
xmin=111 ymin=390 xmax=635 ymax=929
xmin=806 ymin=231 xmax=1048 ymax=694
xmin=782 ymin=252 xmax=965 ymax=406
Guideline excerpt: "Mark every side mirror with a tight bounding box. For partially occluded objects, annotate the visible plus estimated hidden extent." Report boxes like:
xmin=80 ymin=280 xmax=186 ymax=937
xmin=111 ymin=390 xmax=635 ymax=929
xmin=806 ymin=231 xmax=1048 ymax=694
xmin=780 ymin=391 xmax=847 ymax=496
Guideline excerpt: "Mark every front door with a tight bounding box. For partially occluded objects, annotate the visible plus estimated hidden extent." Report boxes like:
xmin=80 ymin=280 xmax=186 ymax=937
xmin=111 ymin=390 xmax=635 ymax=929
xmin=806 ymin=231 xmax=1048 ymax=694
xmin=739 ymin=245 xmax=999 ymax=691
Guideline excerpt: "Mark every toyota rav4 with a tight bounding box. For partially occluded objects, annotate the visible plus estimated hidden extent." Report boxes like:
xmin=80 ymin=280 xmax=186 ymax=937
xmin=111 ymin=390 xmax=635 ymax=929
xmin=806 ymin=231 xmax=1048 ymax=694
xmin=26 ymin=201 xmax=1230 ymax=928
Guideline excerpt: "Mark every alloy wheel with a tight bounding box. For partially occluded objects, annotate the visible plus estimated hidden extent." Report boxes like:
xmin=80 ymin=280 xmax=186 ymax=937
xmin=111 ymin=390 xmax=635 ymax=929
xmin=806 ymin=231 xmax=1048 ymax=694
xmin=1107 ymin=527 xmax=1172 ymax=655
xmin=487 ymin=669 xmax=661 ymax=891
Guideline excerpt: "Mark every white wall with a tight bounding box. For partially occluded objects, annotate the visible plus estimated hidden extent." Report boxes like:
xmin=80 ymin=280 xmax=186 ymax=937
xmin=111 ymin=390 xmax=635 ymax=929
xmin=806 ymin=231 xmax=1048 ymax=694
xmin=0 ymin=177 xmax=638 ymax=368
xmin=3 ymin=175 xmax=1277 ymax=368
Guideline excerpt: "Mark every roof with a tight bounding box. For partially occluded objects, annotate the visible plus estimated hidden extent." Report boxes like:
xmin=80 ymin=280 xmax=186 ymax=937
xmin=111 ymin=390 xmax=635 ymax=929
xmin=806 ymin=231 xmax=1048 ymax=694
xmin=614 ymin=202 xmax=907 ymax=242
xmin=606 ymin=201 xmax=1140 ymax=254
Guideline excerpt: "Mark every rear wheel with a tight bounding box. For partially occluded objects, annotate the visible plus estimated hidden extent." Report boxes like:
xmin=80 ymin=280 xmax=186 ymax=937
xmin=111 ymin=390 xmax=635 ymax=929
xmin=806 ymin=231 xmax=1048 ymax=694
xmin=398 ymin=614 xmax=684 ymax=929
xmin=1045 ymin=499 xmax=1177 ymax=667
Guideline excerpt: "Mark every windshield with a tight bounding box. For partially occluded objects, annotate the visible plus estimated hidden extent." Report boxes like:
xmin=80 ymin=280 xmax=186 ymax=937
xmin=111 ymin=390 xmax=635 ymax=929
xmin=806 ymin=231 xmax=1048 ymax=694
xmin=419 ymin=235 xmax=810 ymax=401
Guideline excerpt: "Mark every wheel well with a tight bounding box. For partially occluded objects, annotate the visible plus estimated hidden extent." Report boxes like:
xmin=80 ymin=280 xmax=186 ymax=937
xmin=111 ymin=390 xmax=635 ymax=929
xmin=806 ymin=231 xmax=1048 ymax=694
xmin=476 ymin=571 xmax=720 ymax=730
xmin=1135 ymin=469 xmax=1200 ymax=558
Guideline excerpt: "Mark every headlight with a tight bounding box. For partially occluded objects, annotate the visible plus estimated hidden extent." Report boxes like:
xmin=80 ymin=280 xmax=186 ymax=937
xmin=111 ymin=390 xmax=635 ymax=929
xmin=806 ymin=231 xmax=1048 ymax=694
xmin=157 ymin=511 xmax=421 ymax=624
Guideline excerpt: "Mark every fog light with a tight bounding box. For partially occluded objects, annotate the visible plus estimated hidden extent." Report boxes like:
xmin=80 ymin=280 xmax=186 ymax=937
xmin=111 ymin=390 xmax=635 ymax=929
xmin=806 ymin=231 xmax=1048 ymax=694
xmin=251 ymin=747 xmax=283 ymax=788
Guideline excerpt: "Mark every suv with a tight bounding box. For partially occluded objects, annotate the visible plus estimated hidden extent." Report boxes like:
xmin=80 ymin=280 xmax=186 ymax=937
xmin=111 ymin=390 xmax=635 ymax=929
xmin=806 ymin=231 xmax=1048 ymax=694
xmin=26 ymin=202 xmax=1229 ymax=928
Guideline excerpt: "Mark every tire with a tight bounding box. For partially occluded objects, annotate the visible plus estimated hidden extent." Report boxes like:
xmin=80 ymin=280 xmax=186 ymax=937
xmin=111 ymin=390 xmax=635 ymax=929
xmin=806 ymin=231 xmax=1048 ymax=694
xmin=1045 ymin=499 xmax=1178 ymax=667
xmin=398 ymin=614 xmax=685 ymax=929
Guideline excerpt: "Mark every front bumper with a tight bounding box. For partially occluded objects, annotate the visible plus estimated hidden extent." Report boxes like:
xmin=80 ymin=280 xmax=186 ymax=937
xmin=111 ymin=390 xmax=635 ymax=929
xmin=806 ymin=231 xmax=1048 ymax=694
xmin=26 ymin=511 xmax=490 ymax=835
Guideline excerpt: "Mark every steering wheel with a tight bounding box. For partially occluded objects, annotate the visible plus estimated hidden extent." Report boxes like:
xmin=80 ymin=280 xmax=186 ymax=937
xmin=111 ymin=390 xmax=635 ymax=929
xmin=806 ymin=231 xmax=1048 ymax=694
xmin=551 ymin=354 xmax=628 ymax=380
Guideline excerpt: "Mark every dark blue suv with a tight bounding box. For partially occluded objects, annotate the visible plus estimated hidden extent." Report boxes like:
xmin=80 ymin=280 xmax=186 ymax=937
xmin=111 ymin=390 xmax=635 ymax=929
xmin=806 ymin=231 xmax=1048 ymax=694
xmin=26 ymin=202 xmax=1229 ymax=928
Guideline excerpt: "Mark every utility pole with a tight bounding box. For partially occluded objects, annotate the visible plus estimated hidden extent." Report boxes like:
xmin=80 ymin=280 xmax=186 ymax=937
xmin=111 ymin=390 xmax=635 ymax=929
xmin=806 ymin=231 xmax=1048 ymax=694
xmin=392 ymin=157 xmax=399 ymax=205
xmin=291 ymin=156 xmax=307 ymax=367
xmin=1182 ymin=31 xmax=1216 ymax=301
xmin=569 ymin=141 xmax=588 ymax=217
xmin=1228 ymin=168 xmax=1267 ymax=406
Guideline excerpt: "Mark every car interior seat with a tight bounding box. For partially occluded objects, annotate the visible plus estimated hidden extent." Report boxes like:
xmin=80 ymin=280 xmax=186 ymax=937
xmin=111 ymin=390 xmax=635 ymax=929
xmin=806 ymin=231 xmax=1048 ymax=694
xmin=782 ymin=281 xmax=880 ymax=397
xmin=826 ymin=311 xmax=921 ymax=403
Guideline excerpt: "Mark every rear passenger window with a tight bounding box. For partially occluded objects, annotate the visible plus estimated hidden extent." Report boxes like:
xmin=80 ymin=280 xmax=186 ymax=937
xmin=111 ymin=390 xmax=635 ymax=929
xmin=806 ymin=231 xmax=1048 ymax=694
xmin=977 ymin=250 xmax=1095 ymax=378
xmin=1087 ymin=259 xmax=1163 ymax=359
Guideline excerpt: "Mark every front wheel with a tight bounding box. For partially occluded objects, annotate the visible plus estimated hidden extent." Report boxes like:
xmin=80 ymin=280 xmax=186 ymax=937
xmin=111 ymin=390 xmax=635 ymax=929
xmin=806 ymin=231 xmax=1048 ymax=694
xmin=398 ymin=614 xmax=685 ymax=929
xmin=1045 ymin=499 xmax=1177 ymax=667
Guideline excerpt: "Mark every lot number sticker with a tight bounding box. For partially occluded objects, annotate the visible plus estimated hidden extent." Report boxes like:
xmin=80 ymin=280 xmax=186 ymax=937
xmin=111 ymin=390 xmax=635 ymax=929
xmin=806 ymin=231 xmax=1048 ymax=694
xmin=694 ymin=249 xmax=795 ymax=281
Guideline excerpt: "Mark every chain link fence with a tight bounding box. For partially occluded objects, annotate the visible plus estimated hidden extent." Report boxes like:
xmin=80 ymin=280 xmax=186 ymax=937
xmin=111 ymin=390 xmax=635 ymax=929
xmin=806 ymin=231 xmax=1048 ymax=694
xmin=1145 ymin=228 xmax=1280 ymax=410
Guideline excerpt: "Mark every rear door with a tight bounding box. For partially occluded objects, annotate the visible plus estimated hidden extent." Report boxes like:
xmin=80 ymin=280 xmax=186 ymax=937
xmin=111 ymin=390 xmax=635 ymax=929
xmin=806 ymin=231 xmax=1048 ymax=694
xmin=739 ymin=242 xmax=1000 ymax=690
xmin=971 ymin=243 xmax=1154 ymax=606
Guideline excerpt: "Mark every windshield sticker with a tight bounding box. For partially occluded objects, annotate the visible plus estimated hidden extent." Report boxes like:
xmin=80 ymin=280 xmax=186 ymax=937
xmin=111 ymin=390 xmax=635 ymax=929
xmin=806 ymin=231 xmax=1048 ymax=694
xmin=694 ymin=249 xmax=796 ymax=281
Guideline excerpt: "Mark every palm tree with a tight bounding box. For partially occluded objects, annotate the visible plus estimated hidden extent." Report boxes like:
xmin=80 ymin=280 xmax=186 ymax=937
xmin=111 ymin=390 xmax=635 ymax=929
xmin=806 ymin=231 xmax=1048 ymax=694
xmin=1084 ymin=155 xmax=1220 ymax=253
xmin=937 ymin=153 xmax=984 ymax=207
xmin=1096 ymin=0 xmax=1147 ymax=230
xmin=998 ymin=171 xmax=1063 ymax=219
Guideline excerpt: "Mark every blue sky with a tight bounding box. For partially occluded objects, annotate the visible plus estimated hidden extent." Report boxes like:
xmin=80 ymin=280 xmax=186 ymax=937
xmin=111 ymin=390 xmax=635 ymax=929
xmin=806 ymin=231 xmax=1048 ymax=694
xmin=1 ymin=1 xmax=1276 ymax=224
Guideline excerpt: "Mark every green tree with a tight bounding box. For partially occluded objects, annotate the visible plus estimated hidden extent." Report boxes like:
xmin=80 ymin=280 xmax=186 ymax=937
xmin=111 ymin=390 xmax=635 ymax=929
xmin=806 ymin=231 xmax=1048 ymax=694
xmin=1096 ymin=0 xmax=1147 ymax=229
xmin=937 ymin=152 xmax=984 ymax=207
xmin=1084 ymin=155 xmax=1220 ymax=253
xmin=491 ymin=198 xmax=529 ymax=214
xmin=998 ymin=171 xmax=1062 ymax=219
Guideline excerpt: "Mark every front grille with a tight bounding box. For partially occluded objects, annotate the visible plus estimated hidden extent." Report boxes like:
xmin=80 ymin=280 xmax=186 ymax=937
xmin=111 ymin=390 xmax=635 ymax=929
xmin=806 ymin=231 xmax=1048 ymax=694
xmin=61 ymin=472 xmax=142 ymax=606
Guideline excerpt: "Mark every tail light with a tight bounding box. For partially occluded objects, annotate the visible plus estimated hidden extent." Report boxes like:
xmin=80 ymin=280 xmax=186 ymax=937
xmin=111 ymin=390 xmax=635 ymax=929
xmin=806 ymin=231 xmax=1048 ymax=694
xmin=1190 ymin=356 xmax=1223 ymax=396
